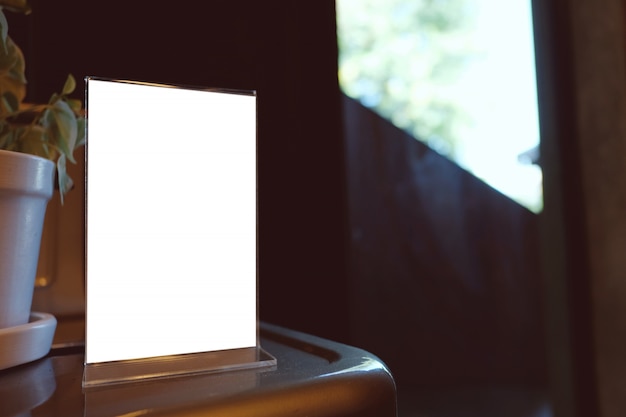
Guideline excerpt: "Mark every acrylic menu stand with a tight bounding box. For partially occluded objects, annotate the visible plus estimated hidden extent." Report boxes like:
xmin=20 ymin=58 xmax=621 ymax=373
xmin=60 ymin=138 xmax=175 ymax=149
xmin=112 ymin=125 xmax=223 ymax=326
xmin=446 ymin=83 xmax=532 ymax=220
xmin=83 ymin=78 xmax=275 ymax=388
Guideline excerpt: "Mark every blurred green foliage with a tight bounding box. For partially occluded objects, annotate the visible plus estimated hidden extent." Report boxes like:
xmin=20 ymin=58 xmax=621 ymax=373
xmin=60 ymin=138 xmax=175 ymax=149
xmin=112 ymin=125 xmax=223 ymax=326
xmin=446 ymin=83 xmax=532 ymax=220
xmin=337 ymin=0 xmax=476 ymax=157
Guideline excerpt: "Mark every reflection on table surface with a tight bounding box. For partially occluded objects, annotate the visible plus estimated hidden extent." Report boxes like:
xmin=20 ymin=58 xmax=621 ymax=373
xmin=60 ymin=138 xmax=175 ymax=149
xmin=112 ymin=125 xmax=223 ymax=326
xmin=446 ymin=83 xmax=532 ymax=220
xmin=0 ymin=319 xmax=398 ymax=417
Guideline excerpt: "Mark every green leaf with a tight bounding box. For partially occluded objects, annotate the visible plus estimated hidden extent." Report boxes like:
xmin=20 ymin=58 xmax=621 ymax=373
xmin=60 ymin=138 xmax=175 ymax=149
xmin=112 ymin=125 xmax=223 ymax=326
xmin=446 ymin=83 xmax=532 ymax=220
xmin=0 ymin=37 xmax=26 ymax=108
xmin=0 ymin=128 xmax=14 ymax=149
xmin=49 ymin=100 xmax=78 ymax=163
xmin=75 ymin=116 xmax=85 ymax=148
xmin=1 ymin=91 xmax=17 ymax=112
xmin=47 ymin=92 xmax=59 ymax=105
xmin=66 ymin=98 xmax=82 ymax=113
xmin=15 ymin=125 xmax=48 ymax=158
xmin=56 ymin=153 xmax=73 ymax=204
xmin=0 ymin=0 xmax=32 ymax=14
xmin=61 ymin=74 xmax=76 ymax=96
xmin=0 ymin=9 xmax=8 ymax=54
xmin=6 ymin=38 xmax=25 ymax=82
xmin=0 ymin=133 xmax=9 ymax=148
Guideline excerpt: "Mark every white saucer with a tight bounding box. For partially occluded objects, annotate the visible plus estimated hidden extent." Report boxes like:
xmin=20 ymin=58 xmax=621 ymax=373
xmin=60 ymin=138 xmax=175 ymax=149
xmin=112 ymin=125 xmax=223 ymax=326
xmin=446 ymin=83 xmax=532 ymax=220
xmin=0 ymin=312 xmax=57 ymax=371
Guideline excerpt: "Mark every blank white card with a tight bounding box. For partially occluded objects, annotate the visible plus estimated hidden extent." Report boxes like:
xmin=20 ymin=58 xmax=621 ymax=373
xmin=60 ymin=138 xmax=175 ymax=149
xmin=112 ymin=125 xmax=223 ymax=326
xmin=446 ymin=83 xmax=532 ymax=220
xmin=85 ymin=79 xmax=257 ymax=364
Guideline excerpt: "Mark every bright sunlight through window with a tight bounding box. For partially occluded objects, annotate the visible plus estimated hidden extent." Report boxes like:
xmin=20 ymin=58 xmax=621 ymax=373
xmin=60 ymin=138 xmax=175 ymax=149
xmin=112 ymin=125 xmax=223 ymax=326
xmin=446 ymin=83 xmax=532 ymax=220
xmin=337 ymin=0 xmax=542 ymax=213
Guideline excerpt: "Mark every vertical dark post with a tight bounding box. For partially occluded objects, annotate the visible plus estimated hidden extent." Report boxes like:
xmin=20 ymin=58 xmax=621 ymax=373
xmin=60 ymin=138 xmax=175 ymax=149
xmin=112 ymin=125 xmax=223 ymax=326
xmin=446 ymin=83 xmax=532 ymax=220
xmin=257 ymin=1 xmax=349 ymax=342
xmin=534 ymin=0 xmax=626 ymax=415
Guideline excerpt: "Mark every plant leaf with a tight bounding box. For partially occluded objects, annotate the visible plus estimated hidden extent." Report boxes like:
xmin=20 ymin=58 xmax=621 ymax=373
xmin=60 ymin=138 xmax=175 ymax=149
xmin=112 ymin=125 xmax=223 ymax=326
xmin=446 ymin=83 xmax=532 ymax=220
xmin=0 ymin=9 xmax=8 ymax=54
xmin=0 ymin=36 xmax=26 ymax=111
xmin=66 ymin=98 xmax=82 ymax=113
xmin=47 ymin=92 xmax=59 ymax=105
xmin=75 ymin=116 xmax=85 ymax=147
xmin=1 ymin=90 xmax=17 ymax=112
xmin=0 ymin=133 xmax=9 ymax=148
xmin=15 ymin=125 xmax=48 ymax=158
xmin=56 ymin=153 xmax=73 ymax=204
xmin=61 ymin=74 xmax=76 ymax=96
xmin=49 ymin=100 xmax=78 ymax=163
xmin=0 ymin=127 xmax=14 ymax=149
xmin=0 ymin=0 xmax=32 ymax=14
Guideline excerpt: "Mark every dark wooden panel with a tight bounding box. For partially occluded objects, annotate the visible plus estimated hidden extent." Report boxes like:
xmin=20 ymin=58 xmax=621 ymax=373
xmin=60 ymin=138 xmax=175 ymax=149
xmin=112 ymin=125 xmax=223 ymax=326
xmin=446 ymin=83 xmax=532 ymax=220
xmin=343 ymin=96 xmax=546 ymax=387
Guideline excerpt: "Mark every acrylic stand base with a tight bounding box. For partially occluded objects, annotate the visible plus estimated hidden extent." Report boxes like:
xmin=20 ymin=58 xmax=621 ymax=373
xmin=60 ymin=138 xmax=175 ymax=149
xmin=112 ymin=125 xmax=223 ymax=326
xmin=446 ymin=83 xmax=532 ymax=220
xmin=83 ymin=346 xmax=276 ymax=388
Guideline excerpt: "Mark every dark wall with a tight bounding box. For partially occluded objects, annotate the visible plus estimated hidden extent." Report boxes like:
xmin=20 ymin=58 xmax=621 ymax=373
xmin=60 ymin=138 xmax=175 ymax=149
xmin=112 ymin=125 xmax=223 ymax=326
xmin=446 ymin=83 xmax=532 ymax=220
xmin=343 ymin=96 xmax=546 ymax=387
xmin=13 ymin=1 xmax=548 ymax=391
xmin=11 ymin=1 xmax=350 ymax=342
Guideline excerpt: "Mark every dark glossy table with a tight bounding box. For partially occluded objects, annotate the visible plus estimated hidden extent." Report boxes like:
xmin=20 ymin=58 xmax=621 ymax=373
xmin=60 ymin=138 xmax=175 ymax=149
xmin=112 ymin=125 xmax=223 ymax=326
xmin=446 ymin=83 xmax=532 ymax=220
xmin=0 ymin=320 xmax=397 ymax=417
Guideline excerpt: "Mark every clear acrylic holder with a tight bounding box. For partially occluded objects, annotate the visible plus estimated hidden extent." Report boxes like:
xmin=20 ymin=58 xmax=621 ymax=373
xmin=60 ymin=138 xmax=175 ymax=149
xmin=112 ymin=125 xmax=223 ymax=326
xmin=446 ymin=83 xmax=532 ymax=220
xmin=83 ymin=77 xmax=270 ymax=388
xmin=83 ymin=346 xmax=276 ymax=388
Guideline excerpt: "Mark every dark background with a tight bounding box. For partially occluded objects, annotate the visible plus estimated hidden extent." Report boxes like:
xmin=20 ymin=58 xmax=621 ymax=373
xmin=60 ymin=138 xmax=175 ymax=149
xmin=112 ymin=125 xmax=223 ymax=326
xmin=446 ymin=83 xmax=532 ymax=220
xmin=12 ymin=1 xmax=626 ymax=415
xmin=10 ymin=0 xmax=351 ymax=342
xmin=11 ymin=0 xmax=554 ymax=401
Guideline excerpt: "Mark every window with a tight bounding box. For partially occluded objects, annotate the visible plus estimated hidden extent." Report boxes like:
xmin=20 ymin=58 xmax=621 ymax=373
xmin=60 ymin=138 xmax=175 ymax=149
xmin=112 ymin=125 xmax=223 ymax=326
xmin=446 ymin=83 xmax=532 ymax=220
xmin=337 ymin=0 xmax=542 ymax=212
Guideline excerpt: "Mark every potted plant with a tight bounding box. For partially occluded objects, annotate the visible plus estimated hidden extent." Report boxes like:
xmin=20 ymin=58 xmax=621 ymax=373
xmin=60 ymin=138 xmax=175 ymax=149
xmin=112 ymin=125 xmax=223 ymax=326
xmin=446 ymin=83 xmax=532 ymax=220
xmin=0 ymin=0 xmax=84 ymax=369
xmin=0 ymin=0 xmax=84 ymax=198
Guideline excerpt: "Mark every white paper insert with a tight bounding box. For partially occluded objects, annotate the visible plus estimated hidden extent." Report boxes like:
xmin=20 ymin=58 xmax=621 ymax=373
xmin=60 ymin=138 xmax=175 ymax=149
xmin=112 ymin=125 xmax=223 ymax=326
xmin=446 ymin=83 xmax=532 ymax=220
xmin=85 ymin=79 xmax=257 ymax=364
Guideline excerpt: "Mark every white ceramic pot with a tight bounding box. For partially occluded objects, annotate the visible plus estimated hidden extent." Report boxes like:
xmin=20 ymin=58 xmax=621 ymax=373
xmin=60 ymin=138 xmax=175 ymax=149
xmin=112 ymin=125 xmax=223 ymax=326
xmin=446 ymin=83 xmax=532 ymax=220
xmin=0 ymin=150 xmax=54 ymax=329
